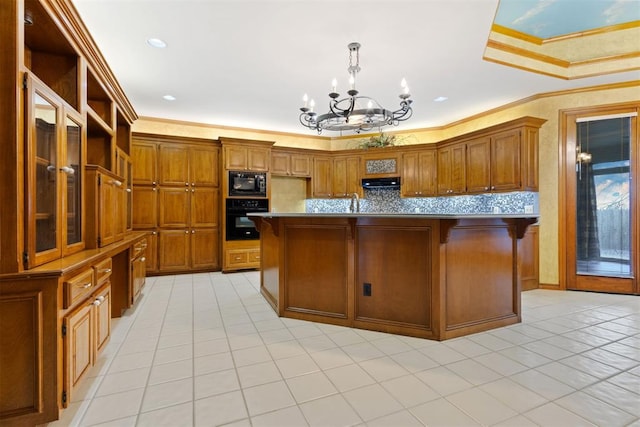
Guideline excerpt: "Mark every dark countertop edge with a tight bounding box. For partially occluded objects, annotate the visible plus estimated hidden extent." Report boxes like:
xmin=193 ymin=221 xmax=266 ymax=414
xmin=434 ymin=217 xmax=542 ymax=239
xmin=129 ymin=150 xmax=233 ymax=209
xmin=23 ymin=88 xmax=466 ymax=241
xmin=248 ymin=212 xmax=540 ymax=219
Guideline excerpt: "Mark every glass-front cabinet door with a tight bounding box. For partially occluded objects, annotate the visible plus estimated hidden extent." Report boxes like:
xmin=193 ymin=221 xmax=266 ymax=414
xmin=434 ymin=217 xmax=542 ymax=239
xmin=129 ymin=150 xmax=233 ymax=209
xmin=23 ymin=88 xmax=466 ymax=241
xmin=26 ymin=75 xmax=85 ymax=268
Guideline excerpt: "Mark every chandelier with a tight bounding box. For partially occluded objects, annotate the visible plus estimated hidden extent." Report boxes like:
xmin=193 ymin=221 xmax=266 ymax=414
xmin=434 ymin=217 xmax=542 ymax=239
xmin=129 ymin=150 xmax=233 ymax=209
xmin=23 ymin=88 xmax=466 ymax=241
xmin=299 ymin=42 xmax=413 ymax=134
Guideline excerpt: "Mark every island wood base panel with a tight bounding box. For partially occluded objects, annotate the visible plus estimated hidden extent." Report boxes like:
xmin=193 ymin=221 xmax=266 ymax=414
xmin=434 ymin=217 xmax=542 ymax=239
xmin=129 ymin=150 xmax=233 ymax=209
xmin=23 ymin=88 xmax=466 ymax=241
xmin=254 ymin=216 xmax=535 ymax=341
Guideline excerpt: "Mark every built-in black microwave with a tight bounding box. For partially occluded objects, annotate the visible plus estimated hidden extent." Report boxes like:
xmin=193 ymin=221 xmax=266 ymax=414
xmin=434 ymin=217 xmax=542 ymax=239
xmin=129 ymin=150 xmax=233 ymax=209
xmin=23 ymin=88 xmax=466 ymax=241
xmin=228 ymin=171 xmax=267 ymax=197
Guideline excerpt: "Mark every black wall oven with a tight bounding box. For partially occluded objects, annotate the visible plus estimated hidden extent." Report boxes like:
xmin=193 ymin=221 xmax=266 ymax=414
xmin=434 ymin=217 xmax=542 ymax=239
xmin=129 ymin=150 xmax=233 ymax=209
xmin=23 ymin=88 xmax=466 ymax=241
xmin=225 ymin=198 xmax=268 ymax=241
xmin=228 ymin=171 xmax=267 ymax=197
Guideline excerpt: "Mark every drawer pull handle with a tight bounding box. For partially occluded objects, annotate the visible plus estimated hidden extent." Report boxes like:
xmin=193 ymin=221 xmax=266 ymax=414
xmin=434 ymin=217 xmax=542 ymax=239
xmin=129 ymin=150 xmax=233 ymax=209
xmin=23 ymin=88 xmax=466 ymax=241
xmin=111 ymin=180 xmax=123 ymax=187
xmin=60 ymin=166 xmax=75 ymax=174
xmin=101 ymin=268 xmax=112 ymax=274
xmin=79 ymin=282 xmax=92 ymax=289
xmin=92 ymin=299 xmax=101 ymax=306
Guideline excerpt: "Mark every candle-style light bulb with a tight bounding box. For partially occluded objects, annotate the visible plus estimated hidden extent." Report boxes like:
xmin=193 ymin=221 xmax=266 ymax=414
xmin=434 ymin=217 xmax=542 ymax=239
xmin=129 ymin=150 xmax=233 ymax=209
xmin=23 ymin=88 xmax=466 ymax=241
xmin=367 ymin=100 xmax=373 ymax=109
xmin=302 ymin=93 xmax=308 ymax=108
xmin=349 ymin=73 xmax=355 ymax=90
xmin=403 ymin=85 xmax=410 ymax=95
xmin=331 ymin=78 xmax=337 ymax=93
xmin=401 ymin=78 xmax=407 ymax=88
xmin=309 ymin=99 xmax=315 ymax=113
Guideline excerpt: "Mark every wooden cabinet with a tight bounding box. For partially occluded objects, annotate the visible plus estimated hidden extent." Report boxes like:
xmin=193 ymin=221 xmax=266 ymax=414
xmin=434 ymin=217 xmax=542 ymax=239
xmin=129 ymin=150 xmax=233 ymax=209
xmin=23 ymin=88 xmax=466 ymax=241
xmin=62 ymin=281 xmax=111 ymax=406
xmin=85 ymin=166 xmax=126 ymax=248
xmin=271 ymin=150 xmax=311 ymax=177
xmin=466 ymin=130 xmax=522 ymax=193
xmin=130 ymin=239 xmax=146 ymax=304
xmin=131 ymin=141 xmax=158 ymax=185
xmin=132 ymin=135 xmax=221 ymax=273
xmin=332 ymin=156 xmax=361 ymax=198
xmin=224 ymin=240 xmax=261 ymax=271
xmin=223 ymin=145 xmax=270 ymax=171
xmin=311 ymin=155 xmax=361 ymax=198
xmin=402 ymin=149 xmax=437 ymax=197
xmin=24 ymin=75 xmax=86 ymax=268
xmin=311 ymin=156 xmax=333 ymax=198
xmin=437 ymin=143 xmax=466 ymax=195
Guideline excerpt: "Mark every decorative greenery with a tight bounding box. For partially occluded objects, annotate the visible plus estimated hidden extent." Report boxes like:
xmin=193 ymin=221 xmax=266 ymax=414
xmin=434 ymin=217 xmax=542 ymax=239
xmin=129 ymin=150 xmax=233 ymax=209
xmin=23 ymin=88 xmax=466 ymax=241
xmin=358 ymin=133 xmax=397 ymax=149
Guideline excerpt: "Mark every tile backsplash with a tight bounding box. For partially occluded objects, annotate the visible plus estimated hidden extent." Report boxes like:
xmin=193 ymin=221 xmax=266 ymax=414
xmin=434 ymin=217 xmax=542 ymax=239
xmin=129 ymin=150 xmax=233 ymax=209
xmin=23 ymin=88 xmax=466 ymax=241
xmin=305 ymin=189 xmax=539 ymax=215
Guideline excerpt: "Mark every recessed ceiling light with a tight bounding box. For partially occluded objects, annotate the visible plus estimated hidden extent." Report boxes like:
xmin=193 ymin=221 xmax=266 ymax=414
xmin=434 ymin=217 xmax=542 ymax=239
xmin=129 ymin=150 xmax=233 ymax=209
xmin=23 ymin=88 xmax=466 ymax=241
xmin=163 ymin=95 xmax=176 ymax=101
xmin=147 ymin=38 xmax=167 ymax=48
xmin=433 ymin=96 xmax=448 ymax=102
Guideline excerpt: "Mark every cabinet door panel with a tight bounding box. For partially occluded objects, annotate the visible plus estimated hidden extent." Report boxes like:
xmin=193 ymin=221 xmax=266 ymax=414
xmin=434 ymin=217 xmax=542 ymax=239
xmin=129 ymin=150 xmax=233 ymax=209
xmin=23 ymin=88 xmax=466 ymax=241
xmin=191 ymin=228 xmax=219 ymax=269
xmin=418 ymin=150 xmax=438 ymax=196
xmin=158 ymin=188 xmax=189 ymax=227
xmin=402 ymin=152 xmax=420 ymax=197
xmin=158 ymin=230 xmax=190 ymax=271
xmin=94 ymin=284 xmax=111 ymax=355
xmin=345 ymin=157 xmax=361 ymax=196
xmin=131 ymin=142 xmax=157 ymax=185
xmin=312 ymin=157 xmax=332 ymax=198
xmin=451 ymin=144 xmax=467 ymax=193
xmin=248 ymin=148 xmax=270 ymax=171
xmin=466 ymin=137 xmax=491 ymax=193
xmin=190 ymin=146 xmax=219 ymax=186
xmin=63 ymin=303 xmax=93 ymax=406
xmin=290 ymin=154 xmax=311 ymax=177
xmin=132 ymin=186 xmax=158 ymax=228
xmin=271 ymin=152 xmax=290 ymax=175
xmin=332 ymin=157 xmax=348 ymax=198
xmin=224 ymin=146 xmax=248 ymax=170
xmin=159 ymin=144 xmax=189 ymax=186
xmin=99 ymin=177 xmax=117 ymax=247
xmin=145 ymin=232 xmax=158 ymax=273
xmin=491 ymin=130 xmax=521 ymax=191
xmin=191 ymin=188 xmax=219 ymax=228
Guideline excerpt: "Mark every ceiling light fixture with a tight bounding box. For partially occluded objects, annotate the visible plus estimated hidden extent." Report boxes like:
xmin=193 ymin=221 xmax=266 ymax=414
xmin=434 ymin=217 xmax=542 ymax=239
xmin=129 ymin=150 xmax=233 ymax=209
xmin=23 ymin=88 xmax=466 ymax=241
xmin=299 ymin=42 xmax=413 ymax=134
xmin=162 ymin=95 xmax=176 ymax=101
xmin=147 ymin=38 xmax=167 ymax=48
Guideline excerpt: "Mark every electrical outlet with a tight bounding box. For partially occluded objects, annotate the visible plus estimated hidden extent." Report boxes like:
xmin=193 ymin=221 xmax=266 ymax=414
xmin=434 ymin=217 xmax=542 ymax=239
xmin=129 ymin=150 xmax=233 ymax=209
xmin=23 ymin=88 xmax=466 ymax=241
xmin=363 ymin=283 xmax=372 ymax=296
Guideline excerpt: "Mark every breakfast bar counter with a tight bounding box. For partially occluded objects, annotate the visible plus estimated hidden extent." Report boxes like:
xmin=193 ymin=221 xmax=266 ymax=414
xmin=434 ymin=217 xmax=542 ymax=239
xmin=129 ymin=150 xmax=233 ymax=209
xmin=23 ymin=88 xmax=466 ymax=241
xmin=249 ymin=213 xmax=538 ymax=340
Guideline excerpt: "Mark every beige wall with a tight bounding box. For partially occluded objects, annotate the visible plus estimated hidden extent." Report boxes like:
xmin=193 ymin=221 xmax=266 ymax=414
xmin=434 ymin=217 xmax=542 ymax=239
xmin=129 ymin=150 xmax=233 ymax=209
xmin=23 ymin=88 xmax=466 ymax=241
xmin=132 ymin=82 xmax=640 ymax=286
xmin=270 ymin=176 xmax=307 ymax=213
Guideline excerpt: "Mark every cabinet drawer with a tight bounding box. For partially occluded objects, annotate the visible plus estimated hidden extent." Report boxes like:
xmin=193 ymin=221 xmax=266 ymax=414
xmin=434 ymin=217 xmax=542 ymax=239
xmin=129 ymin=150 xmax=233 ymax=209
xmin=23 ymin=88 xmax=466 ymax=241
xmin=94 ymin=258 xmax=112 ymax=286
xmin=248 ymin=250 xmax=261 ymax=263
xmin=227 ymin=250 xmax=249 ymax=267
xmin=63 ymin=269 xmax=94 ymax=309
xmin=131 ymin=238 xmax=148 ymax=260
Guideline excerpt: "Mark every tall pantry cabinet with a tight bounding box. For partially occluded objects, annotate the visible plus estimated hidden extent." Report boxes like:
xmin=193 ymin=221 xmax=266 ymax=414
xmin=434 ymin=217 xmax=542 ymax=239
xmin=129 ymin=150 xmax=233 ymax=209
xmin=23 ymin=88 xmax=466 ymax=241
xmin=0 ymin=1 xmax=147 ymax=425
xmin=132 ymin=134 xmax=221 ymax=273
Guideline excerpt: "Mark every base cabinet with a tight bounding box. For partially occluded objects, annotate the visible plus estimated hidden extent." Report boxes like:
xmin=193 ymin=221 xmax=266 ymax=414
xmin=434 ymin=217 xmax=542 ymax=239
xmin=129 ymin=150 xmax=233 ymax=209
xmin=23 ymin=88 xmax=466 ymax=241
xmin=62 ymin=282 xmax=111 ymax=407
xmin=158 ymin=229 xmax=219 ymax=272
xmin=223 ymin=240 xmax=260 ymax=271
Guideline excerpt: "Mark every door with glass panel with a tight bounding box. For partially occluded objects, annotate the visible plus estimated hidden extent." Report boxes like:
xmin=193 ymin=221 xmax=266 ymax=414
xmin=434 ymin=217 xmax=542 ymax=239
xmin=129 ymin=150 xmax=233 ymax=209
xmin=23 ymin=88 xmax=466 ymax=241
xmin=25 ymin=76 xmax=85 ymax=268
xmin=565 ymin=109 xmax=638 ymax=294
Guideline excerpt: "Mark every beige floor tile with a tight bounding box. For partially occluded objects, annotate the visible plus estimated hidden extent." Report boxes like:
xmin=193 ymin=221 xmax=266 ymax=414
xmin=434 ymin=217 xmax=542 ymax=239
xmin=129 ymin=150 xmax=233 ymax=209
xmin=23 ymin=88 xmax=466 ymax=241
xmin=274 ymin=353 xmax=321 ymax=379
xmin=480 ymin=377 xmax=548 ymax=413
xmin=389 ymin=349 xmax=439 ymax=373
xmin=343 ymin=383 xmax=404 ymax=422
xmin=80 ymin=388 xmax=144 ymax=426
xmin=194 ymin=368 xmax=240 ymax=400
xmin=366 ymin=410 xmax=423 ymax=427
xmin=410 ymin=398 xmax=480 ymax=426
xmin=324 ymin=364 xmax=376 ymax=392
xmin=237 ymin=360 xmax=283 ymax=388
xmin=194 ymin=390 xmax=248 ymax=426
xmin=286 ymin=371 xmax=338 ymax=403
xmin=251 ymin=405 xmax=309 ymax=427
xmin=556 ymin=391 xmax=636 ymax=426
xmin=147 ymin=358 xmax=192 ymax=385
xmin=232 ymin=345 xmax=272 ymax=367
xmin=95 ymin=367 xmax=149 ymax=397
xmin=194 ymin=351 xmax=234 ymax=376
xmin=242 ymin=380 xmax=296 ymax=416
xmin=141 ymin=377 xmax=193 ymax=413
xmin=447 ymin=387 xmax=518 ymax=425
xmin=299 ymin=394 xmax=362 ymax=427
xmin=137 ymin=402 xmax=192 ymax=427
xmin=380 ymin=374 xmax=440 ymax=408
xmin=359 ymin=356 xmax=409 ymax=382
xmin=445 ymin=358 xmax=503 ymax=385
xmin=414 ymin=366 xmax=474 ymax=396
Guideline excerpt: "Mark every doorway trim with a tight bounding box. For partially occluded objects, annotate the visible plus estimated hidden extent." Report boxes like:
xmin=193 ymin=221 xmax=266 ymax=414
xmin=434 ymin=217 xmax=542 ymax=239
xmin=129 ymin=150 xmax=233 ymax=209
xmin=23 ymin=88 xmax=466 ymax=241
xmin=558 ymin=101 xmax=640 ymax=293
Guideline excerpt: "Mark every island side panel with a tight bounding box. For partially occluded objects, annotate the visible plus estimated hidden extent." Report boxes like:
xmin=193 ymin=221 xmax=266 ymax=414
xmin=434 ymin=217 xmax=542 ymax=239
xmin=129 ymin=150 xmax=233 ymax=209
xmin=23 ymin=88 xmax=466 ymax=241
xmin=282 ymin=219 xmax=352 ymax=325
xmin=354 ymin=219 xmax=439 ymax=339
xmin=442 ymin=219 xmax=520 ymax=339
xmin=258 ymin=219 xmax=280 ymax=314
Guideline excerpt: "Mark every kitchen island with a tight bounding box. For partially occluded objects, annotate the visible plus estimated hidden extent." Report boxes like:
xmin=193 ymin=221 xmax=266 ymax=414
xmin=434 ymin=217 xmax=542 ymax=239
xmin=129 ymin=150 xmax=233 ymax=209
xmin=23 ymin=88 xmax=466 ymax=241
xmin=249 ymin=213 xmax=538 ymax=340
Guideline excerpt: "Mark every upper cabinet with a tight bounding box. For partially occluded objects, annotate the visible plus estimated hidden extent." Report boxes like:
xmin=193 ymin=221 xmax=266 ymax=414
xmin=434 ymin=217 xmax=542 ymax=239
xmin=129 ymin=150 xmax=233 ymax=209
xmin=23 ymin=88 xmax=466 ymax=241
xmin=401 ymin=149 xmax=437 ymax=197
xmin=131 ymin=141 xmax=158 ymax=185
xmin=222 ymin=143 xmax=271 ymax=171
xmin=437 ymin=143 xmax=466 ymax=195
xmin=271 ymin=149 xmax=312 ymax=177
xmin=25 ymin=75 xmax=86 ymax=267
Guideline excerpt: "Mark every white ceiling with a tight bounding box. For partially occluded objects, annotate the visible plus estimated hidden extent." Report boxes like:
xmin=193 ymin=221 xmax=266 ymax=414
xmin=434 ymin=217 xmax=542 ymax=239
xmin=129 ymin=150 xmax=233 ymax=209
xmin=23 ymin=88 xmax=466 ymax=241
xmin=72 ymin=0 xmax=640 ymax=136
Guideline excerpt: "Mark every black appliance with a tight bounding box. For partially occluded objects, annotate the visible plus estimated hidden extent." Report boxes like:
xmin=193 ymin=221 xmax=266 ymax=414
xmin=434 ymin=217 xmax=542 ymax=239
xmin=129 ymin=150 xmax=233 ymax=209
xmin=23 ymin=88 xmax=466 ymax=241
xmin=226 ymin=198 xmax=268 ymax=241
xmin=228 ymin=171 xmax=267 ymax=197
xmin=361 ymin=177 xmax=401 ymax=189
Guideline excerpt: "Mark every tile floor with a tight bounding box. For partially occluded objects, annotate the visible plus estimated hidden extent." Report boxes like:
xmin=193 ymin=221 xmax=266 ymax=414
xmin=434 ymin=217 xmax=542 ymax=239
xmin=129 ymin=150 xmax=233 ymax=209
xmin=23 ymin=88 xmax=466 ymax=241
xmin=48 ymin=272 xmax=640 ymax=427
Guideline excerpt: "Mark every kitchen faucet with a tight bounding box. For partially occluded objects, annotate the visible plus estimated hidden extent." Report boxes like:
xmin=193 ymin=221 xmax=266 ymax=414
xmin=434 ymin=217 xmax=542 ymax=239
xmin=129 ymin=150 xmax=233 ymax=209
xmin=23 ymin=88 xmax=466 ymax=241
xmin=349 ymin=192 xmax=360 ymax=213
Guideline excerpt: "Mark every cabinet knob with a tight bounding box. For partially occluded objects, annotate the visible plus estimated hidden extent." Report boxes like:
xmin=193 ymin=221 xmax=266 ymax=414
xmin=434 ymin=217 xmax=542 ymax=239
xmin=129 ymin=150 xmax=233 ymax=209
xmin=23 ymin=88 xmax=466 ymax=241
xmin=152 ymin=231 xmax=157 ymax=235
xmin=101 ymin=268 xmax=112 ymax=274
xmin=140 ymin=257 xmax=146 ymax=262
xmin=191 ymin=183 xmax=195 ymax=186
xmin=185 ymin=188 xmax=189 ymax=192
xmin=484 ymin=186 xmax=489 ymax=191
xmin=491 ymin=186 xmax=495 ymax=190
xmin=152 ymin=188 xmax=157 ymax=192
xmin=185 ymin=182 xmax=189 ymax=186
xmin=191 ymin=189 xmax=195 ymax=193
xmin=152 ymin=181 xmax=157 ymax=185
xmin=92 ymin=299 xmax=101 ymax=306
xmin=60 ymin=166 xmax=75 ymax=175
xmin=191 ymin=230 xmax=195 ymax=234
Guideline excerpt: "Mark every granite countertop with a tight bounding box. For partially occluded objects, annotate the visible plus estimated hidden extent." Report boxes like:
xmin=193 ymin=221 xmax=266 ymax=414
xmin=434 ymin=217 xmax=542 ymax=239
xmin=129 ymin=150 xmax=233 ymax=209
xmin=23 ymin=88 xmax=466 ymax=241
xmin=248 ymin=212 xmax=539 ymax=219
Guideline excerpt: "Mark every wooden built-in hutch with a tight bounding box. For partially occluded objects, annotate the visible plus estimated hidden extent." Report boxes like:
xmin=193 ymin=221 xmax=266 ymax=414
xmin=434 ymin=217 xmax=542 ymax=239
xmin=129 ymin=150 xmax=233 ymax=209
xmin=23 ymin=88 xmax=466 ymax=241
xmin=0 ymin=0 xmax=146 ymax=425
